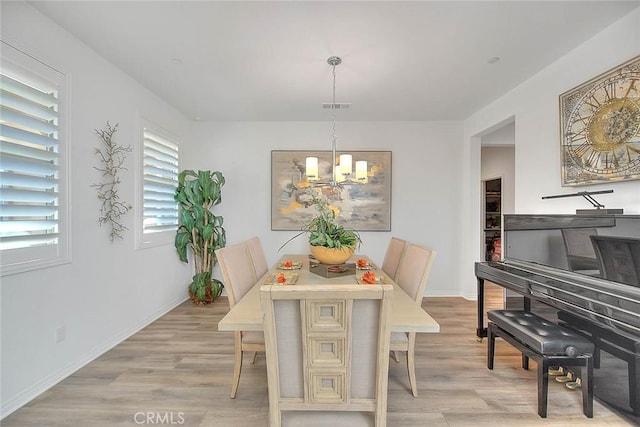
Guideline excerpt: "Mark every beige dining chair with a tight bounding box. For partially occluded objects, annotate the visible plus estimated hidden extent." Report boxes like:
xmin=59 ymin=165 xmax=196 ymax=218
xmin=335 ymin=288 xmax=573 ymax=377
xmin=381 ymin=237 xmax=408 ymax=281
xmin=389 ymin=243 xmax=436 ymax=397
xmin=215 ymin=242 xmax=265 ymax=398
xmin=261 ymin=283 xmax=394 ymax=427
xmin=245 ymin=236 xmax=269 ymax=281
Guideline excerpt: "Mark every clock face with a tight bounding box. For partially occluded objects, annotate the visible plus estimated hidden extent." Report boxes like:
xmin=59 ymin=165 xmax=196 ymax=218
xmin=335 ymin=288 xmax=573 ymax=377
xmin=560 ymin=56 xmax=640 ymax=186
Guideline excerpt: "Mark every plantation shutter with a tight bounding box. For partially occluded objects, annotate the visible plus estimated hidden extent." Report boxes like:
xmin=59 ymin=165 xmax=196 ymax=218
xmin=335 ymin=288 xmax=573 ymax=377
xmin=143 ymin=128 xmax=179 ymax=234
xmin=0 ymin=44 xmax=64 ymax=260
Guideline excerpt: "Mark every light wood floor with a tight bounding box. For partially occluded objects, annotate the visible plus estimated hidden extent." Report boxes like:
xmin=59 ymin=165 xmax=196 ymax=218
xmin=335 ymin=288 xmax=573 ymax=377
xmin=3 ymin=284 xmax=634 ymax=426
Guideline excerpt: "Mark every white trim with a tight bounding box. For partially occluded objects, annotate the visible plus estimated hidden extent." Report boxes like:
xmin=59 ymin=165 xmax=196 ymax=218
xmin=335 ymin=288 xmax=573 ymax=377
xmin=0 ymin=295 xmax=187 ymax=420
xmin=134 ymin=115 xmax=180 ymax=250
xmin=0 ymin=40 xmax=71 ymax=275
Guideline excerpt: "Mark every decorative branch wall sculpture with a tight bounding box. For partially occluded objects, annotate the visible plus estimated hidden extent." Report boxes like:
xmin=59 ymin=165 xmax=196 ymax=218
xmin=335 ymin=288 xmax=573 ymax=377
xmin=92 ymin=122 xmax=132 ymax=241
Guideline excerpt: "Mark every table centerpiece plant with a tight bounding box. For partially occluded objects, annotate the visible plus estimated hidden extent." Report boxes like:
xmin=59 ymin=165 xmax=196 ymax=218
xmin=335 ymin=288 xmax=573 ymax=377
xmin=279 ymin=194 xmax=361 ymax=264
xmin=174 ymin=170 xmax=226 ymax=304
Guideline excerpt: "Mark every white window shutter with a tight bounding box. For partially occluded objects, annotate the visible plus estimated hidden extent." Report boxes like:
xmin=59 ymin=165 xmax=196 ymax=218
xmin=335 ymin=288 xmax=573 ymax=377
xmin=142 ymin=127 xmax=179 ymax=236
xmin=0 ymin=41 xmax=69 ymax=274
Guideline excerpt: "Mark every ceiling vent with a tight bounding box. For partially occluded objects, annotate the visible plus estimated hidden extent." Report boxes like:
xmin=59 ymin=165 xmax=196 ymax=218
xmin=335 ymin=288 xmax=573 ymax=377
xmin=322 ymin=102 xmax=351 ymax=110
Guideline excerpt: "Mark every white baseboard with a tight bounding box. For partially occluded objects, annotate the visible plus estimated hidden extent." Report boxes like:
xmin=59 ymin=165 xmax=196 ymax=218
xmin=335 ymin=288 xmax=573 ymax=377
xmin=0 ymin=295 xmax=187 ymax=420
xmin=423 ymin=291 xmax=468 ymax=298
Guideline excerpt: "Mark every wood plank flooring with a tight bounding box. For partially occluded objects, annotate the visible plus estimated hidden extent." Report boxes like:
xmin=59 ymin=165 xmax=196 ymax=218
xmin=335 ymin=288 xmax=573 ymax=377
xmin=3 ymin=284 xmax=634 ymax=426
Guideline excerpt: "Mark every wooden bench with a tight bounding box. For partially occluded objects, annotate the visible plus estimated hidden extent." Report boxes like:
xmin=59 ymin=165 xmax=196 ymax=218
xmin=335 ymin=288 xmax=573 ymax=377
xmin=487 ymin=310 xmax=595 ymax=418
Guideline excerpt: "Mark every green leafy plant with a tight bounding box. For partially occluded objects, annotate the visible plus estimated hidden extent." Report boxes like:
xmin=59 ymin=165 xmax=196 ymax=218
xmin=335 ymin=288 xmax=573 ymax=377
xmin=279 ymin=194 xmax=361 ymax=251
xmin=174 ymin=170 xmax=226 ymax=303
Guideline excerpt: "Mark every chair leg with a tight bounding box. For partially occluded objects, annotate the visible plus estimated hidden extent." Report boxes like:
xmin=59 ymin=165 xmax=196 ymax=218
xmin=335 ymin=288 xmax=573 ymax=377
xmin=391 ymin=351 xmax=400 ymax=363
xmin=406 ymin=333 xmax=418 ymax=397
xmin=251 ymin=351 xmax=258 ymax=364
xmin=231 ymin=332 xmax=243 ymax=399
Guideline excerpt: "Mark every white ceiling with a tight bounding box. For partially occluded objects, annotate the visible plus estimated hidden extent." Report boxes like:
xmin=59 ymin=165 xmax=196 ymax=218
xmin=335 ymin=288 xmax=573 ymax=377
xmin=27 ymin=1 xmax=640 ymax=121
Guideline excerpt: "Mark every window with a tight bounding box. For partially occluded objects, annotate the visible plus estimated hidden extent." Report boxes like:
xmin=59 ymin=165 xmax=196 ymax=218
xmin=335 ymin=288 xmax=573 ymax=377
xmin=136 ymin=120 xmax=179 ymax=248
xmin=0 ymin=41 xmax=69 ymax=275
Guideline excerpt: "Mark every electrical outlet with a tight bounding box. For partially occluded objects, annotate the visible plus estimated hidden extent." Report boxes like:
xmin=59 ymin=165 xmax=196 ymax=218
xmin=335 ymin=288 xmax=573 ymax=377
xmin=55 ymin=326 xmax=65 ymax=344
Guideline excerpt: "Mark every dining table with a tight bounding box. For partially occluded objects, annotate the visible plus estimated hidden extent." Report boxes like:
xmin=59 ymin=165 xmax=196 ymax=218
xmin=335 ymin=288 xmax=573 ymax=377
xmin=218 ymin=254 xmax=440 ymax=334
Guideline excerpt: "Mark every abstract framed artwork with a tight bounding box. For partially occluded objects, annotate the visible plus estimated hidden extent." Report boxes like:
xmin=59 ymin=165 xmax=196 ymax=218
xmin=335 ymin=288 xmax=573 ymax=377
xmin=271 ymin=150 xmax=392 ymax=231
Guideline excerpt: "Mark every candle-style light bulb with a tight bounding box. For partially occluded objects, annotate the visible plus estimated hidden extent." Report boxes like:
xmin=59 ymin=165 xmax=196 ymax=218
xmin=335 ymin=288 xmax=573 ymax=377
xmin=305 ymin=157 xmax=318 ymax=181
xmin=356 ymin=160 xmax=368 ymax=183
xmin=339 ymin=154 xmax=352 ymax=177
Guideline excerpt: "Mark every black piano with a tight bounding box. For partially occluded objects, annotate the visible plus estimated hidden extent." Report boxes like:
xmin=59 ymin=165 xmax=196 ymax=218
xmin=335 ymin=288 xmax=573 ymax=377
xmin=475 ymin=214 xmax=640 ymax=418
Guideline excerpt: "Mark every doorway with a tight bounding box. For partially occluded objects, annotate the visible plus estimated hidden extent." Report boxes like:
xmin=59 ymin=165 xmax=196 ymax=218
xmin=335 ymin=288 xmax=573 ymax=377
xmin=480 ymin=126 xmax=515 ymax=261
xmin=482 ymin=177 xmax=502 ymax=261
xmin=480 ymin=124 xmax=515 ymax=306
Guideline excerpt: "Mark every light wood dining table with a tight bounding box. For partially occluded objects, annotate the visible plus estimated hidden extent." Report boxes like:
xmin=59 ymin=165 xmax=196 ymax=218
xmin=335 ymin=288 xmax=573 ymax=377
xmin=218 ymin=254 xmax=440 ymax=333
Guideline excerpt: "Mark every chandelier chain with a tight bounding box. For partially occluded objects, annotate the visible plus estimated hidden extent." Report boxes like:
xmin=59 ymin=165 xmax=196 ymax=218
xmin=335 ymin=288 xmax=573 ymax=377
xmin=327 ymin=57 xmax=342 ymax=185
xmin=332 ymin=60 xmax=337 ymax=143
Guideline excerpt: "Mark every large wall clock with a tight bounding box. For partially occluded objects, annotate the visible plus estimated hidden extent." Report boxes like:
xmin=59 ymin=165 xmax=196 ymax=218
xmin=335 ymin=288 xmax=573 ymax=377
xmin=560 ymin=55 xmax=640 ymax=186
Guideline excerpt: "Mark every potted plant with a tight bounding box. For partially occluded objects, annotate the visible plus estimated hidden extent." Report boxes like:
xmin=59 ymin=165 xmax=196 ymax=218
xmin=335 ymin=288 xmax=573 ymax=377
xmin=174 ymin=170 xmax=226 ymax=304
xmin=280 ymin=194 xmax=361 ymax=264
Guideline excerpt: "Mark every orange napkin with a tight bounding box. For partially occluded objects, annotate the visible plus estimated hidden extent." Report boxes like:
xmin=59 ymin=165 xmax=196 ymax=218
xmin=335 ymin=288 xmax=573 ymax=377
xmin=361 ymin=271 xmax=377 ymax=284
xmin=277 ymin=272 xmax=287 ymax=284
xmin=357 ymin=258 xmax=368 ymax=268
xmin=282 ymin=260 xmax=293 ymax=268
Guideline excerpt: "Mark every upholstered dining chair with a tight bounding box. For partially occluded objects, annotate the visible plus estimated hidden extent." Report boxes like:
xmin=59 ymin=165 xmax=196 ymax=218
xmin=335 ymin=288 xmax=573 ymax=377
xmin=590 ymin=235 xmax=640 ymax=287
xmin=215 ymin=242 xmax=265 ymax=398
xmin=561 ymin=228 xmax=600 ymax=273
xmin=245 ymin=236 xmax=269 ymax=281
xmin=389 ymin=243 xmax=437 ymax=397
xmin=260 ymin=283 xmax=394 ymax=427
xmin=381 ymin=237 xmax=408 ymax=281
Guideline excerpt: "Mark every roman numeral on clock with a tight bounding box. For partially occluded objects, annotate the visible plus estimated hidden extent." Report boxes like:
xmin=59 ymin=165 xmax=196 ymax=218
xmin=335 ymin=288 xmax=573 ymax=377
xmin=604 ymin=81 xmax=617 ymax=100
xmin=603 ymin=150 xmax=619 ymax=169
xmin=584 ymin=148 xmax=600 ymax=167
xmin=627 ymin=144 xmax=640 ymax=161
xmin=572 ymin=142 xmax=591 ymax=158
xmin=623 ymin=78 xmax=639 ymax=98
xmin=584 ymin=95 xmax=602 ymax=112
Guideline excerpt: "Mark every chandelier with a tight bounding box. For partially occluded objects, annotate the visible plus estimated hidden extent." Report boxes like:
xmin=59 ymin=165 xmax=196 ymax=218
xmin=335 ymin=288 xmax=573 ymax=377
xmin=305 ymin=56 xmax=367 ymax=186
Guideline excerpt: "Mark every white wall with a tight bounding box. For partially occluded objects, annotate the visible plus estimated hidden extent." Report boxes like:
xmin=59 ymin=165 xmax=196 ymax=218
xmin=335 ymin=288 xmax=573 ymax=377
xmin=1 ymin=2 xmax=192 ymax=417
xmin=460 ymin=8 xmax=640 ymax=298
xmin=481 ymin=122 xmax=515 ymax=147
xmin=186 ymin=121 xmax=464 ymax=298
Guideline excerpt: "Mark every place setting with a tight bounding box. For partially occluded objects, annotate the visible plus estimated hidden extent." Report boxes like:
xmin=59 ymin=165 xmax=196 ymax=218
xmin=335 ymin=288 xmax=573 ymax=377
xmin=356 ymin=258 xmax=376 ymax=271
xmin=266 ymin=271 xmax=299 ymax=285
xmin=277 ymin=259 xmax=302 ymax=270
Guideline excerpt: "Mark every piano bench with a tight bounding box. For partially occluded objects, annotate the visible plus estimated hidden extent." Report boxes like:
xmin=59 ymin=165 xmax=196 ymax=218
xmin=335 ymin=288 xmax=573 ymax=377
xmin=487 ymin=310 xmax=595 ymax=418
